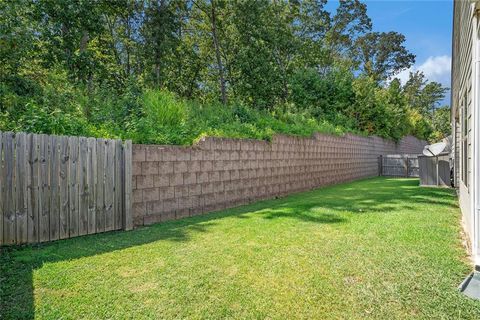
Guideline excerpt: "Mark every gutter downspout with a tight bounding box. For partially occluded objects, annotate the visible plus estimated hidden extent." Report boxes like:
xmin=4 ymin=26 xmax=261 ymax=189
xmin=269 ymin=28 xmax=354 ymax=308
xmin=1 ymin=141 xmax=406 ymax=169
xmin=451 ymin=1 xmax=456 ymax=135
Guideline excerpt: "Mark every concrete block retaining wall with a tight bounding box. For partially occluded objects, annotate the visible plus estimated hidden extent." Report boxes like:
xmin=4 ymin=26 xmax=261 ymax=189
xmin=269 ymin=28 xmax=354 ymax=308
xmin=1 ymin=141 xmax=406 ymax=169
xmin=131 ymin=133 xmax=426 ymax=226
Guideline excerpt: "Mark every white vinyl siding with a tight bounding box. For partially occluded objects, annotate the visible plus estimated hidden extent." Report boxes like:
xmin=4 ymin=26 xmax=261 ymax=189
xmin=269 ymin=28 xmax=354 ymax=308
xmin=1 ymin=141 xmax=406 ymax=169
xmin=452 ymin=0 xmax=475 ymax=246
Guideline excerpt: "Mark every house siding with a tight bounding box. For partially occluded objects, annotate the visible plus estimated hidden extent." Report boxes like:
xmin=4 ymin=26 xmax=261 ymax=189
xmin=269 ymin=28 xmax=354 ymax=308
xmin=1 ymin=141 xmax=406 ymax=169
xmin=452 ymin=0 xmax=477 ymax=257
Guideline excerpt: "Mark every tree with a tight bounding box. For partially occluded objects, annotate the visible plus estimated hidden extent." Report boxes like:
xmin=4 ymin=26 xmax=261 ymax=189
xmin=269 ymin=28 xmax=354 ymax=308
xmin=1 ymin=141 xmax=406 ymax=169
xmin=348 ymin=76 xmax=383 ymax=135
xmin=35 ymin=0 xmax=107 ymax=84
xmin=0 ymin=0 xmax=448 ymax=143
xmin=431 ymin=106 xmax=451 ymax=140
xmin=356 ymin=31 xmax=415 ymax=81
xmin=141 ymin=0 xmax=181 ymax=88
xmin=294 ymin=0 xmax=332 ymax=70
xmin=190 ymin=0 xmax=228 ymax=104
xmin=403 ymin=71 xmax=448 ymax=117
xmin=327 ymin=0 xmax=372 ymax=64
xmin=102 ymin=1 xmax=144 ymax=81
xmin=289 ymin=66 xmax=355 ymax=120
xmin=382 ymin=78 xmax=410 ymax=139
xmin=227 ymin=0 xmax=298 ymax=109
xmin=421 ymin=82 xmax=449 ymax=115
xmin=0 ymin=0 xmax=37 ymax=79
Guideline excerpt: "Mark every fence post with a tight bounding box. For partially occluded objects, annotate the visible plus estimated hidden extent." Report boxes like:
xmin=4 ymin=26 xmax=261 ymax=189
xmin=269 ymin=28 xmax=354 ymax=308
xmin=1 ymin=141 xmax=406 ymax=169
xmin=123 ymin=140 xmax=133 ymax=231
xmin=378 ymin=155 xmax=383 ymax=176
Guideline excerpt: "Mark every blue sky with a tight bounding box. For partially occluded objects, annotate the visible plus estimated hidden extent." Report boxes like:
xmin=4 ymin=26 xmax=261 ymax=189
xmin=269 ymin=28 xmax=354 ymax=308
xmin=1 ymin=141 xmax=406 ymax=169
xmin=327 ymin=0 xmax=453 ymax=105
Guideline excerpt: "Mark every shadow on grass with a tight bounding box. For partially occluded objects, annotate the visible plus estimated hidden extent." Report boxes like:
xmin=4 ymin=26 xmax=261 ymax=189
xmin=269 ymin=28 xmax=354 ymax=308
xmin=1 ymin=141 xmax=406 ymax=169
xmin=0 ymin=177 xmax=456 ymax=319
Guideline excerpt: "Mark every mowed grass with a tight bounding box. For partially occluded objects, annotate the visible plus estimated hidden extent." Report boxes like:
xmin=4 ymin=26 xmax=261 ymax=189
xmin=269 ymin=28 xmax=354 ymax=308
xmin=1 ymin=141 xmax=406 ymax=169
xmin=1 ymin=177 xmax=480 ymax=319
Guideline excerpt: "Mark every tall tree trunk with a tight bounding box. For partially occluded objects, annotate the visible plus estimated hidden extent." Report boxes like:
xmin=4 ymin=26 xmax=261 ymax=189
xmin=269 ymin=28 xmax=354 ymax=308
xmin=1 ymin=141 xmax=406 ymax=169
xmin=125 ymin=17 xmax=131 ymax=76
xmin=210 ymin=0 xmax=227 ymax=104
xmin=104 ymin=15 xmax=125 ymax=79
xmin=79 ymin=31 xmax=89 ymax=53
xmin=154 ymin=0 xmax=165 ymax=88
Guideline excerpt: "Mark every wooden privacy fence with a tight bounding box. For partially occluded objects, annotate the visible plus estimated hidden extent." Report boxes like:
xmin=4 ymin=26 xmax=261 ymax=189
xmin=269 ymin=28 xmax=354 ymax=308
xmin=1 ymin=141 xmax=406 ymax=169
xmin=0 ymin=132 xmax=132 ymax=245
xmin=379 ymin=154 xmax=420 ymax=178
xmin=418 ymin=153 xmax=451 ymax=187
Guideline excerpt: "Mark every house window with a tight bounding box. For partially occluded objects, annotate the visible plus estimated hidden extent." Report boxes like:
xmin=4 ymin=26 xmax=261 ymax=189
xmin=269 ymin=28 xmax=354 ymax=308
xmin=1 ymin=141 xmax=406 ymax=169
xmin=462 ymin=91 xmax=469 ymax=188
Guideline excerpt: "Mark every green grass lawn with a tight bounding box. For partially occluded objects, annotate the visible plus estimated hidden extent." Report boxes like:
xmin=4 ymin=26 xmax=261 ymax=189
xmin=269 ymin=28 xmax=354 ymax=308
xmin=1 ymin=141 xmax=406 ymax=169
xmin=1 ymin=177 xmax=480 ymax=319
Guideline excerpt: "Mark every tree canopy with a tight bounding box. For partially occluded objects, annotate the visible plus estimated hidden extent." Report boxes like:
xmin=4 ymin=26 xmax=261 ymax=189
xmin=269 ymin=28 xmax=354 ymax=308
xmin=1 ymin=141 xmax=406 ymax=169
xmin=0 ymin=0 xmax=450 ymax=144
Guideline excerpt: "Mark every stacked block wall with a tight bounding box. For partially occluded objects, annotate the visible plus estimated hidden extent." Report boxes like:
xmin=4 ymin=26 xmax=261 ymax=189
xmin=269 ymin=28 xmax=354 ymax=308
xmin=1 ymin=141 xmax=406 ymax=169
xmin=132 ymin=134 xmax=426 ymax=226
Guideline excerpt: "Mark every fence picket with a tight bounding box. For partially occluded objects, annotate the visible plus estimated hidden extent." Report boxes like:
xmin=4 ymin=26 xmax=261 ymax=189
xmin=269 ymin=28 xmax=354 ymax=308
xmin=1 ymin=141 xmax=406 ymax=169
xmin=124 ymin=140 xmax=133 ymax=231
xmin=49 ymin=136 xmax=60 ymax=241
xmin=78 ymin=137 xmax=88 ymax=236
xmin=68 ymin=137 xmax=79 ymax=237
xmin=96 ymin=139 xmax=105 ymax=233
xmin=39 ymin=134 xmax=50 ymax=242
xmin=28 ymin=134 xmax=40 ymax=243
xmin=59 ymin=137 xmax=69 ymax=239
xmin=3 ymin=133 xmax=15 ymax=244
xmin=114 ymin=140 xmax=122 ymax=230
xmin=15 ymin=132 xmax=28 ymax=243
xmin=87 ymin=138 xmax=97 ymax=234
xmin=104 ymin=140 xmax=115 ymax=232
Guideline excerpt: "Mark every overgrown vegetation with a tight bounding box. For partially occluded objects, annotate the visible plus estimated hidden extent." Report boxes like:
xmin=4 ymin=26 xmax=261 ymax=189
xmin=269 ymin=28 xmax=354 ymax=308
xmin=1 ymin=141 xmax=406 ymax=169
xmin=0 ymin=0 xmax=450 ymax=144
xmin=1 ymin=178 xmax=477 ymax=319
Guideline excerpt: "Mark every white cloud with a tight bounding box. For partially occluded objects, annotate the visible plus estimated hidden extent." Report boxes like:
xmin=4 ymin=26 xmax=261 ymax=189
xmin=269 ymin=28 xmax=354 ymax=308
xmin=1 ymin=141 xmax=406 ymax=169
xmin=394 ymin=67 xmax=412 ymax=84
xmin=391 ymin=55 xmax=451 ymax=87
xmin=417 ymin=55 xmax=451 ymax=85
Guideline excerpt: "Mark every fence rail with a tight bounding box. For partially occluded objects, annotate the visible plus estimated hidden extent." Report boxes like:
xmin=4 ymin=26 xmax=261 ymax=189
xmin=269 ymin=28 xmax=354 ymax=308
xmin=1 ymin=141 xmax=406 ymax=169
xmin=0 ymin=132 xmax=132 ymax=245
xmin=379 ymin=154 xmax=420 ymax=178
